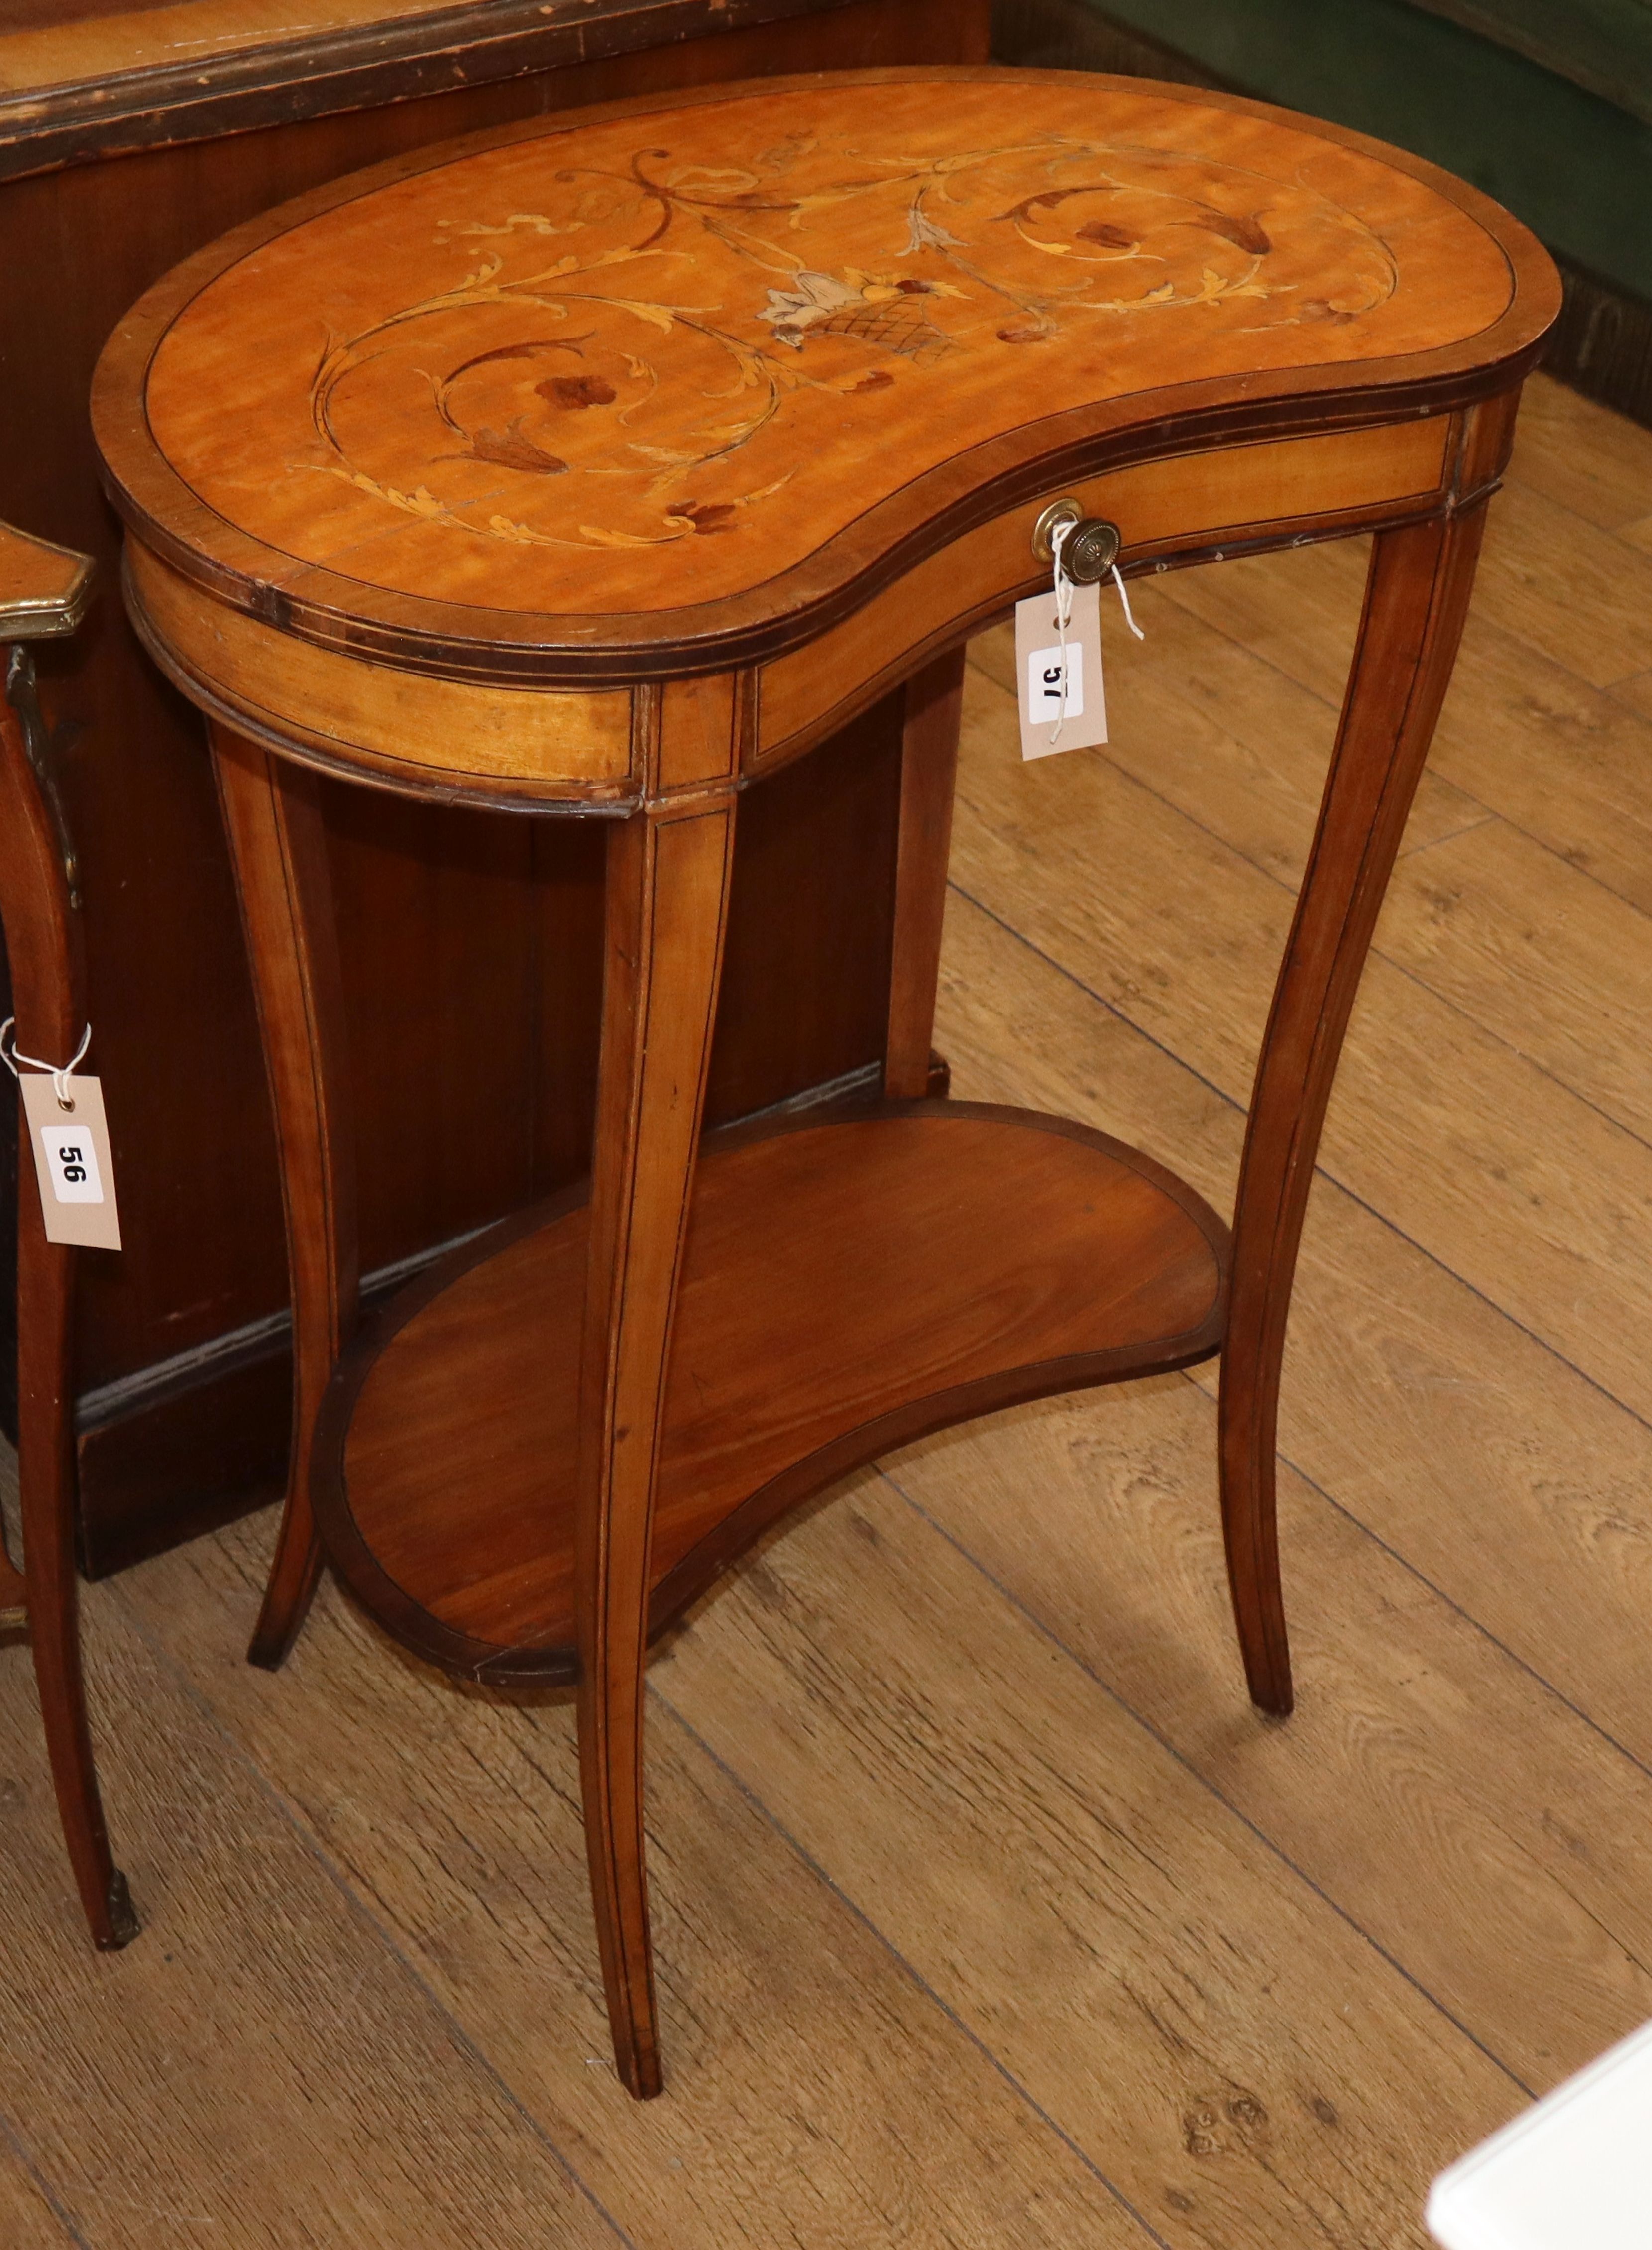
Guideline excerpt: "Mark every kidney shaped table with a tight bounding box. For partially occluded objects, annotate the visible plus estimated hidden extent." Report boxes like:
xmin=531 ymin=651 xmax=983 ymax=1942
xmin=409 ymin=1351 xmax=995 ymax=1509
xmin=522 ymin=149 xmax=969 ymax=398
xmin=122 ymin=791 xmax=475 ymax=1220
xmin=92 ymin=66 xmax=1556 ymax=2096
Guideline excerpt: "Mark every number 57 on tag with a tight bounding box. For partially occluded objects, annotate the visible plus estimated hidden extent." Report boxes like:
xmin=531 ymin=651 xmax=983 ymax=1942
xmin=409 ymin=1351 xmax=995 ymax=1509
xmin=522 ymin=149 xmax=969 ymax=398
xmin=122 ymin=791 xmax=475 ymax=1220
xmin=1013 ymin=578 xmax=1109 ymax=760
xmin=19 ymin=1072 xmax=121 ymax=1249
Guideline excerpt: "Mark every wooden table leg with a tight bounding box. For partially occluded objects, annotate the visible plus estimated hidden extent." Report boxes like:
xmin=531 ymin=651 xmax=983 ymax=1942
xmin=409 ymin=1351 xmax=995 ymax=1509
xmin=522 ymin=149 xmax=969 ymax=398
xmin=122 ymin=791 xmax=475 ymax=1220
xmin=0 ymin=664 xmax=135 ymax=1948
xmin=576 ymin=795 xmax=735 ymax=2100
xmin=884 ymin=646 xmax=965 ymax=1100
xmin=211 ymin=726 xmax=358 ymax=1671
xmin=1221 ymin=464 xmax=1504 ymax=1717
xmin=17 ymin=1193 xmax=137 ymax=1946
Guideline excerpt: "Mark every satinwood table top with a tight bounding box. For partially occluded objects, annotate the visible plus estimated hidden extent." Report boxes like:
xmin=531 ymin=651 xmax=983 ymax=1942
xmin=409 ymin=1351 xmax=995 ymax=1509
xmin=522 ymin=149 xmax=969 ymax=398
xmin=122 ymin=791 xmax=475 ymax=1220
xmin=93 ymin=67 xmax=1557 ymax=680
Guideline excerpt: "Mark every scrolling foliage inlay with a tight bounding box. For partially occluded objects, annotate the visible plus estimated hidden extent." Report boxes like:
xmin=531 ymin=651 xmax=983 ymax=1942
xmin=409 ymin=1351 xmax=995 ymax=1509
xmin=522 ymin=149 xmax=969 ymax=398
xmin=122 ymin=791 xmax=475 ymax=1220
xmin=144 ymin=80 xmax=1513 ymax=613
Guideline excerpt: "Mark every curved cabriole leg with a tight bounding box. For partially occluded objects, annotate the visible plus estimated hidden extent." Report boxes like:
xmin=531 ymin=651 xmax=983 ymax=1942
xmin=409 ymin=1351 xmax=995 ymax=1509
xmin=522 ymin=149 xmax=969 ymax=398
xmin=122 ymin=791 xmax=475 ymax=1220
xmin=577 ymin=797 xmax=735 ymax=2101
xmin=210 ymin=727 xmax=358 ymax=1671
xmin=0 ymin=663 xmax=135 ymax=1948
xmin=18 ymin=1205 xmax=137 ymax=1947
xmin=1221 ymin=464 xmax=1504 ymax=1716
xmin=884 ymin=645 xmax=965 ymax=1099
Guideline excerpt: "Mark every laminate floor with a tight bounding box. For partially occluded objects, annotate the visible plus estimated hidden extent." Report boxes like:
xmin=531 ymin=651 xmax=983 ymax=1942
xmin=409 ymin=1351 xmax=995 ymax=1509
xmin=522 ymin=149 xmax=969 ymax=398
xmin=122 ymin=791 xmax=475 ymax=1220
xmin=4 ymin=370 xmax=1652 ymax=2247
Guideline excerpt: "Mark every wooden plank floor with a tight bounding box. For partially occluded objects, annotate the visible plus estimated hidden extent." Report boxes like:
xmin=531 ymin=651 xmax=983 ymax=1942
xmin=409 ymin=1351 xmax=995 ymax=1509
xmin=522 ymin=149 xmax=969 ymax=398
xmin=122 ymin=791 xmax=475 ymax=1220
xmin=5 ymin=368 xmax=1652 ymax=2245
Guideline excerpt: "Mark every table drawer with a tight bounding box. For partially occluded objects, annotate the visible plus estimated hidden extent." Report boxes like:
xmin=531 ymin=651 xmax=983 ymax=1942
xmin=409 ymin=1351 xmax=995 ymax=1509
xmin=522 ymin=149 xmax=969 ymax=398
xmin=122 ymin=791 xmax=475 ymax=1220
xmin=755 ymin=417 xmax=1452 ymax=763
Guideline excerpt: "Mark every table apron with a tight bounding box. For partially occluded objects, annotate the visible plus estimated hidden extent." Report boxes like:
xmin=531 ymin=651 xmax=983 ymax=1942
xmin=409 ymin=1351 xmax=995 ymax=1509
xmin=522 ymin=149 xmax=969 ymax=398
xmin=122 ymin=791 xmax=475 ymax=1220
xmin=754 ymin=414 xmax=1458 ymax=771
xmin=122 ymin=408 xmax=1470 ymax=812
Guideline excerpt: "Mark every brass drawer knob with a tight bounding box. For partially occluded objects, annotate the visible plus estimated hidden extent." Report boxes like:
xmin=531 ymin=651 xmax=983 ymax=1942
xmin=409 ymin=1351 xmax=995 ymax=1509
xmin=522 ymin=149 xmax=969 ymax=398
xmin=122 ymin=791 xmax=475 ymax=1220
xmin=1031 ymin=497 xmax=1122 ymax=583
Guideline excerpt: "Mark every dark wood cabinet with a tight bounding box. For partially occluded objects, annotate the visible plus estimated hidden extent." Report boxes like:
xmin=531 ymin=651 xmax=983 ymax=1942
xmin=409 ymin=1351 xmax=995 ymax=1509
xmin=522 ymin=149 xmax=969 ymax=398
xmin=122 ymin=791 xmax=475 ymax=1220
xmin=0 ymin=0 xmax=988 ymax=1574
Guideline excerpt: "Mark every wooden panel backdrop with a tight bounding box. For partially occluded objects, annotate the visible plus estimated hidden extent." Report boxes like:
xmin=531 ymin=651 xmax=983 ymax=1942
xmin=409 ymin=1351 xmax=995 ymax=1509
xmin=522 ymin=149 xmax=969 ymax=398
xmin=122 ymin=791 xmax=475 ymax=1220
xmin=0 ymin=0 xmax=988 ymax=1574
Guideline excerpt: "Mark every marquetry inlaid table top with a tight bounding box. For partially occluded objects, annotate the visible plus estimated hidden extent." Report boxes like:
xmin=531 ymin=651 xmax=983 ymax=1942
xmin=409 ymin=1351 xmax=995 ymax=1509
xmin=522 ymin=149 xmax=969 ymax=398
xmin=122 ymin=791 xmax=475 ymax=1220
xmin=94 ymin=66 xmax=1554 ymax=705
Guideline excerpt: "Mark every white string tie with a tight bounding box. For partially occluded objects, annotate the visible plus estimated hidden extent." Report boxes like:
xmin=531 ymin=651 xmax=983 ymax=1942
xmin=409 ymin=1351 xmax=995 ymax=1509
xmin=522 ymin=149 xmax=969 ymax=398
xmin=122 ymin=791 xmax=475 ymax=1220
xmin=0 ymin=1018 xmax=91 ymax=1109
xmin=1112 ymin=563 xmax=1145 ymax=641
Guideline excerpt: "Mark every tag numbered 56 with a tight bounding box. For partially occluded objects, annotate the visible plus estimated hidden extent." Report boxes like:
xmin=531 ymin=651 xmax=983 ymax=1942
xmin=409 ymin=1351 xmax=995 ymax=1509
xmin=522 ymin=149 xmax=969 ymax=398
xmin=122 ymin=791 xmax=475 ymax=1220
xmin=1013 ymin=579 xmax=1109 ymax=761
xmin=20 ymin=1072 xmax=121 ymax=1249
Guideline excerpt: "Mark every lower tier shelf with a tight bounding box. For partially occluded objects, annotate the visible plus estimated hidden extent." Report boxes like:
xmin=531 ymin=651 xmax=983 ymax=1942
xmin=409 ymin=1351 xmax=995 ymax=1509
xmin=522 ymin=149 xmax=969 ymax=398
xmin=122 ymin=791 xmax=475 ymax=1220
xmin=313 ymin=1100 xmax=1229 ymax=1681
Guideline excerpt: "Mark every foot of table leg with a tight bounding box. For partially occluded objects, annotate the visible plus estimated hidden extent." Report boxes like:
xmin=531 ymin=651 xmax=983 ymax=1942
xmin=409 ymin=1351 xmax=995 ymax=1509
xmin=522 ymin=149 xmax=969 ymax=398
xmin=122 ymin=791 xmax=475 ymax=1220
xmin=1221 ymin=495 xmax=1496 ymax=1716
xmin=576 ymin=797 xmax=735 ymax=2100
xmin=247 ymin=1525 xmax=325 ymax=1674
xmin=211 ymin=728 xmax=358 ymax=1672
xmin=884 ymin=646 xmax=964 ymax=1100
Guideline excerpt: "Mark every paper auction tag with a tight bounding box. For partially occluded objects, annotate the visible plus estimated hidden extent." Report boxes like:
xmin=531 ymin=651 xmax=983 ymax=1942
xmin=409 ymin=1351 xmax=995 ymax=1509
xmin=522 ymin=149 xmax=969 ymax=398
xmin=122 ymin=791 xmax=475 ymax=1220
xmin=1014 ymin=577 xmax=1108 ymax=761
xmin=20 ymin=1072 xmax=121 ymax=1249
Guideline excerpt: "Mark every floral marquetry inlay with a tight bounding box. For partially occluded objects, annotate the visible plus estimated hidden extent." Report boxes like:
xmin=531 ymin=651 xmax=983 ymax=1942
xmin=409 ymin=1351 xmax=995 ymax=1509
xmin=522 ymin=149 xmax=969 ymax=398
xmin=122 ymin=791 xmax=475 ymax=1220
xmin=137 ymin=75 xmax=1516 ymax=618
